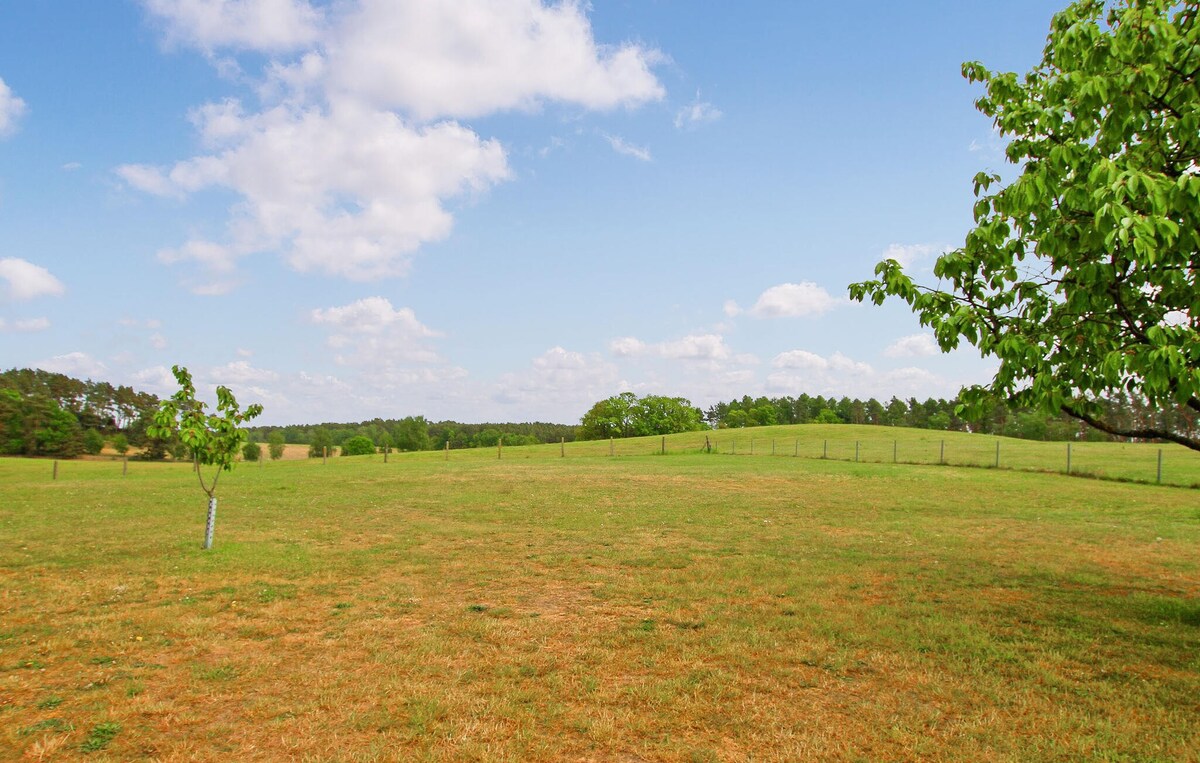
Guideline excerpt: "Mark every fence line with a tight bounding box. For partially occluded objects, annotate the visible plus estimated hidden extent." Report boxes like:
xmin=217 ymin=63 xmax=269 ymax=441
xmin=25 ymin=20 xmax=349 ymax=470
xmin=390 ymin=432 xmax=1197 ymax=488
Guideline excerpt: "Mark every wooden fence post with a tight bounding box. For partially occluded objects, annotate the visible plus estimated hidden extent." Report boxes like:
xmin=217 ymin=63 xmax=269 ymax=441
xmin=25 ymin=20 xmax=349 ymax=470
xmin=1157 ymin=449 xmax=1163 ymax=483
xmin=995 ymin=440 xmax=1000 ymax=468
xmin=609 ymin=437 xmax=614 ymax=457
xmin=498 ymin=437 xmax=503 ymax=460
xmin=561 ymin=437 xmax=565 ymax=458
xmin=1066 ymin=442 xmax=1072 ymax=474
xmin=445 ymin=441 xmax=449 ymax=461
xmin=661 ymin=436 xmax=665 ymax=455
xmin=323 ymin=446 xmax=327 ymax=465
xmin=53 ymin=460 xmax=58 ymax=480
xmin=123 ymin=456 xmax=128 ymax=476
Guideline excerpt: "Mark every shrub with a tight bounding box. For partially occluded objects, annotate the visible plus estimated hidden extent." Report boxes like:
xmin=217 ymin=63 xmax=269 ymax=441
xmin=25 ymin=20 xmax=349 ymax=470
xmin=341 ymin=435 xmax=376 ymax=456
xmin=242 ymin=440 xmax=261 ymax=461
xmin=83 ymin=428 xmax=105 ymax=455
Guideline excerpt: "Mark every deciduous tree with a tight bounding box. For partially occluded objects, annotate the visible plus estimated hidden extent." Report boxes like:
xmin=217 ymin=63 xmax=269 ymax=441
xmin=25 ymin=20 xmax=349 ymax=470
xmin=850 ymin=0 xmax=1199 ymax=450
xmin=148 ymin=365 xmax=263 ymax=550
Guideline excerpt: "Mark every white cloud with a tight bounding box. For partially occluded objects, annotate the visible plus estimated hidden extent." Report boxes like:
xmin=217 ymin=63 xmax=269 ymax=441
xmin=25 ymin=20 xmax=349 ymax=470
xmin=130 ymin=365 xmax=180 ymax=396
xmin=773 ymin=349 xmax=829 ymax=372
xmin=610 ymin=332 xmax=730 ymax=362
xmin=722 ymin=300 xmax=741 ymax=318
xmin=658 ymin=333 xmax=729 ymax=361
xmin=492 ymin=346 xmax=620 ymax=419
xmin=881 ymin=243 xmax=944 ymax=269
xmin=884 ymin=333 xmax=938 ymax=358
xmin=122 ymin=101 xmax=510 ymax=281
xmin=767 ymin=348 xmax=956 ymax=400
xmin=609 ymin=336 xmax=647 ymax=357
xmin=310 ymin=297 xmax=453 ymax=375
xmin=210 ymin=359 xmax=279 ymax=384
xmin=0 ymin=77 xmax=27 ymax=138
xmin=142 ymin=0 xmax=325 ymax=52
xmin=38 ymin=352 xmax=108 ymax=378
xmin=62 ymin=162 xmax=82 ymax=171
xmin=674 ymin=92 xmax=721 ymax=129
xmin=0 ymin=317 xmax=50 ymax=332
xmin=0 ymin=258 xmax=66 ymax=301
xmin=149 ymin=332 xmax=169 ymax=350
xmin=604 ymin=134 xmax=651 ymax=162
xmin=128 ymin=0 xmax=666 ymax=288
xmin=322 ymin=0 xmax=665 ymax=121
xmin=740 ymin=282 xmax=840 ymax=319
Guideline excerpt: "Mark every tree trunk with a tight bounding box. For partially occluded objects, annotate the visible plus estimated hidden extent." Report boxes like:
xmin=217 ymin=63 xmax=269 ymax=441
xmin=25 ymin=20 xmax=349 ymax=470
xmin=203 ymin=496 xmax=217 ymax=550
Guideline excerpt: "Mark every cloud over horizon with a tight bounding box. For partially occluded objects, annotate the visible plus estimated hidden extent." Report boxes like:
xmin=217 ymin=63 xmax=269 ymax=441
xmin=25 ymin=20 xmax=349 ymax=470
xmin=123 ymin=0 xmax=666 ymax=291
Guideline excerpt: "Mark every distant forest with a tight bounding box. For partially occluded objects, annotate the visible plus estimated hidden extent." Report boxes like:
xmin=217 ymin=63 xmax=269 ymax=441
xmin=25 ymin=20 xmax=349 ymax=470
xmin=702 ymin=393 xmax=1197 ymax=443
xmin=3 ymin=367 xmax=1193 ymax=459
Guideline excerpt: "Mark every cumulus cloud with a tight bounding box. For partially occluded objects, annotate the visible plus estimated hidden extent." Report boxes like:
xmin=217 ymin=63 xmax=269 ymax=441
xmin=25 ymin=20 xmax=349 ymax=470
xmin=609 ymin=333 xmax=730 ymax=362
xmin=674 ymin=92 xmax=721 ymax=129
xmin=130 ymin=365 xmax=180 ymax=396
xmin=0 ymin=77 xmax=27 ymax=137
xmin=767 ymin=348 xmax=954 ymax=400
xmin=0 ymin=317 xmax=50 ymax=332
xmin=729 ymin=282 xmax=841 ymax=319
xmin=324 ymin=0 xmax=664 ymax=121
xmin=142 ymin=0 xmax=325 ymax=52
xmin=884 ymin=333 xmax=938 ymax=358
xmin=604 ymin=134 xmax=652 ymax=162
xmin=310 ymin=296 xmax=457 ymax=377
xmin=121 ymin=102 xmax=510 ymax=281
xmin=37 ymin=352 xmax=108 ymax=378
xmin=880 ymin=243 xmax=945 ymax=269
xmin=608 ymin=336 xmax=647 ymax=357
xmin=210 ymin=359 xmax=279 ymax=384
xmin=0 ymin=258 xmax=66 ymax=301
xmin=493 ymin=346 xmax=620 ymax=418
xmin=126 ymin=0 xmax=666 ymax=288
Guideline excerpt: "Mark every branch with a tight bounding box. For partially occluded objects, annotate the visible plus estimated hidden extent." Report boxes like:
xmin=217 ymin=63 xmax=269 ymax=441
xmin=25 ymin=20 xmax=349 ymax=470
xmin=1061 ymin=403 xmax=1200 ymax=451
xmin=194 ymin=454 xmax=215 ymax=498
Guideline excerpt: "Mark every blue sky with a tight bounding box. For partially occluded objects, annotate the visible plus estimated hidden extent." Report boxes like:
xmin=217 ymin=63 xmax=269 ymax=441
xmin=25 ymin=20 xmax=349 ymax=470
xmin=0 ymin=1 xmax=1061 ymax=425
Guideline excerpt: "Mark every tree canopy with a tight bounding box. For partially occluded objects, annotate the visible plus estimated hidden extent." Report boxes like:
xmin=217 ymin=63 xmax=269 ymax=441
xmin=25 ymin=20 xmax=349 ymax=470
xmin=579 ymin=392 xmax=706 ymax=440
xmin=850 ymin=0 xmax=1199 ymax=450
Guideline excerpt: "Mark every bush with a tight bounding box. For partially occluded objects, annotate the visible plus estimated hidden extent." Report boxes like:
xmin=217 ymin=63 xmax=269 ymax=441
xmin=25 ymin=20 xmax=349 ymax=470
xmin=268 ymin=431 xmax=286 ymax=460
xmin=82 ymin=428 xmax=105 ymax=455
xmin=242 ymin=441 xmax=261 ymax=461
xmin=308 ymin=428 xmax=334 ymax=458
xmin=111 ymin=433 xmax=130 ymax=456
xmin=341 ymin=435 xmax=376 ymax=456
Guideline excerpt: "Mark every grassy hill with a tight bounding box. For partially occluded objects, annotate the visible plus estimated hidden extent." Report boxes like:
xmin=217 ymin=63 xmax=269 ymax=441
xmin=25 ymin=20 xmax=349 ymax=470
xmin=2 ymin=441 xmax=1198 ymax=760
xmin=438 ymin=423 xmax=1200 ymax=488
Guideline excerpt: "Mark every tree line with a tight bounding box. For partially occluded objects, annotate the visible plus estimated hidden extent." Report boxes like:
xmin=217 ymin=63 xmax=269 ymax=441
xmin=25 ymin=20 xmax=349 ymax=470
xmin=5 ymin=367 xmax=1192 ymax=460
xmin=247 ymin=417 xmax=579 ymax=457
xmin=0 ymin=368 xmax=164 ymax=458
xmin=704 ymin=392 xmax=1197 ymax=443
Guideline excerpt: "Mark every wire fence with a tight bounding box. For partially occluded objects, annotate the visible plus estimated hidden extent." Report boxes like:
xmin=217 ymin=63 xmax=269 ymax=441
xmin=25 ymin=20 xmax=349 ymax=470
xmin=37 ymin=429 xmax=1200 ymax=489
xmin=409 ymin=429 xmax=1200 ymax=488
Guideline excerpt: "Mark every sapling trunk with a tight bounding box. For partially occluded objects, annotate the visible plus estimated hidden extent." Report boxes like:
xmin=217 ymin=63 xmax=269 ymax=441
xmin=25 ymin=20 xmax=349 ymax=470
xmin=203 ymin=496 xmax=217 ymax=550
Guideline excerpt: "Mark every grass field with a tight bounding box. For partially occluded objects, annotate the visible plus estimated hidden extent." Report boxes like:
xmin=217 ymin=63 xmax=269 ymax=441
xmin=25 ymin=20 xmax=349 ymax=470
xmin=2 ymin=429 xmax=1199 ymax=761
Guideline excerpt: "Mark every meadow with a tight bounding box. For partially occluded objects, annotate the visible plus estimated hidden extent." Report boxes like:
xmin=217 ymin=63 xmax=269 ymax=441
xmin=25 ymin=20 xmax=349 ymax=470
xmin=2 ymin=427 xmax=1198 ymax=761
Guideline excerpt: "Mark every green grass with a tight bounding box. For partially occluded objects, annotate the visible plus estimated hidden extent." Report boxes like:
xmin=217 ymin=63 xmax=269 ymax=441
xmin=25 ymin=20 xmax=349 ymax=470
xmin=1 ymin=432 xmax=1198 ymax=760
